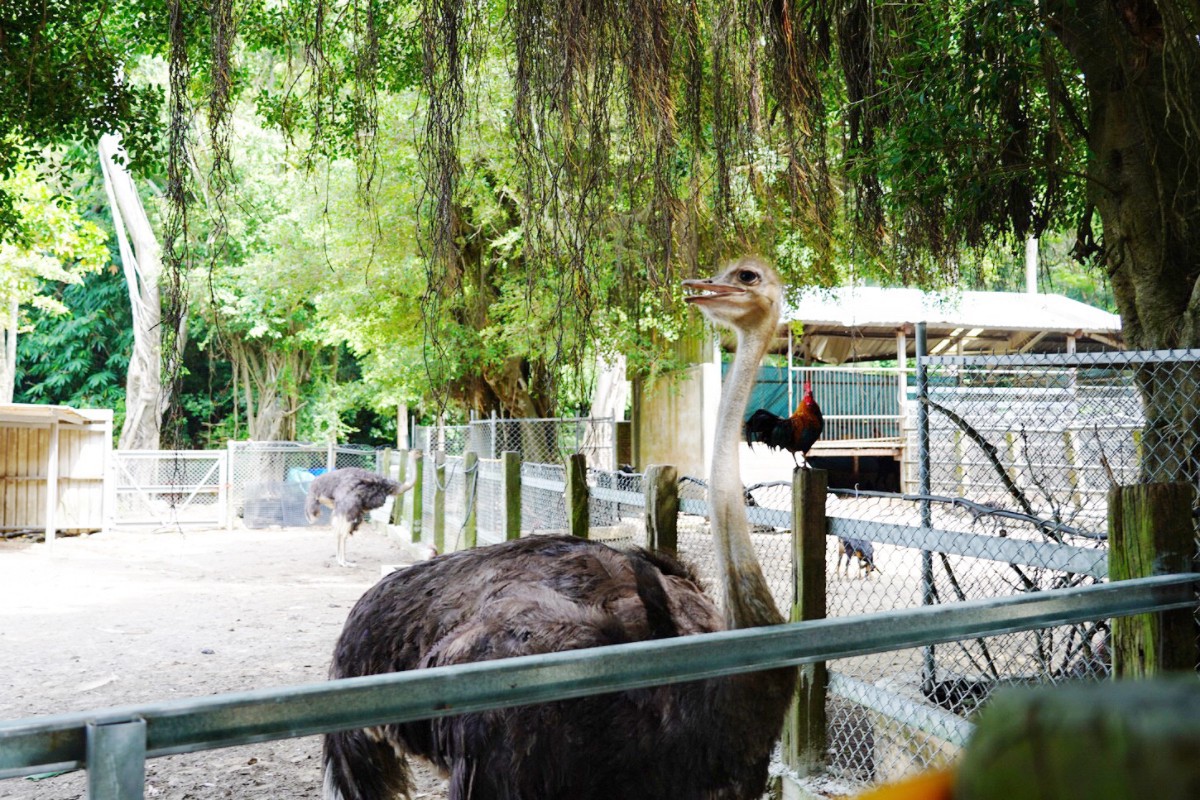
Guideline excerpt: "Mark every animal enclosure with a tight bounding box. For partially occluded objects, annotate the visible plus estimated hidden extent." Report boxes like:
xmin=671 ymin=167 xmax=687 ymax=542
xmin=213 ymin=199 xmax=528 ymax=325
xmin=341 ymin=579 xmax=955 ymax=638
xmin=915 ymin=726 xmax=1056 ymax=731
xmin=406 ymin=347 xmax=1200 ymax=788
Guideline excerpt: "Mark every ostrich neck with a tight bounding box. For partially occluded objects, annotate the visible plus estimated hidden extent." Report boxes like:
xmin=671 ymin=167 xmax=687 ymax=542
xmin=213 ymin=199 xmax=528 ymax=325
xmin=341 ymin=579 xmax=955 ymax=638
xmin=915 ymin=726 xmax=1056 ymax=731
xmin=710 ymin=325 xmax=784 ymax=630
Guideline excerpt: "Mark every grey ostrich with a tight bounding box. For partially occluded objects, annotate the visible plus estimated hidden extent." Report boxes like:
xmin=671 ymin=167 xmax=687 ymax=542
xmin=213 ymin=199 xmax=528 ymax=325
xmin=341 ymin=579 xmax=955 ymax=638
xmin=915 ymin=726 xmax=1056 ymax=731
xmin=306 ymin=458 xmax=421 ymax=567
xmin=323 ymin=257 xmax=795 ymax=800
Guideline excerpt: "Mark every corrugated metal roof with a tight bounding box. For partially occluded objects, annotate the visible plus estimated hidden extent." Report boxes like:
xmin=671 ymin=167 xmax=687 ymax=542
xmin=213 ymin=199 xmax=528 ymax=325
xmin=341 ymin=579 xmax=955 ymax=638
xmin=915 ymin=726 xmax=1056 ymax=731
xmin=787 ymin=286 xmax=1121 ymax=332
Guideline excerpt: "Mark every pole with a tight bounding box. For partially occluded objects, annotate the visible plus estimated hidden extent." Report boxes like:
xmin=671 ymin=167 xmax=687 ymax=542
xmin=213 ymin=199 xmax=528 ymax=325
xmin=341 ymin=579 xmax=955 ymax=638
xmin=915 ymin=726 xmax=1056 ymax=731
xmin=916 ymin=321 xmax=935 ymax=693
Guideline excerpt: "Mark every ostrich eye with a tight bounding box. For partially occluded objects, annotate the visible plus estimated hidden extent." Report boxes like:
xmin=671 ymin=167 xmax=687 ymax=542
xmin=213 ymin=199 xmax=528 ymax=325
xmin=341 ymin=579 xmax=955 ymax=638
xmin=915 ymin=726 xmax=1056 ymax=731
xmin=738 ymin=270 xmax=760 ymax=284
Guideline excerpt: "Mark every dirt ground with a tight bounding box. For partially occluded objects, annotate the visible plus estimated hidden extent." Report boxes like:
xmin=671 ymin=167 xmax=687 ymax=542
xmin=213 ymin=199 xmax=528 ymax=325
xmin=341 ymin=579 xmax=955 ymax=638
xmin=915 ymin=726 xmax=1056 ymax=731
xmin=0 ymin=523 xmax=449 ymax=800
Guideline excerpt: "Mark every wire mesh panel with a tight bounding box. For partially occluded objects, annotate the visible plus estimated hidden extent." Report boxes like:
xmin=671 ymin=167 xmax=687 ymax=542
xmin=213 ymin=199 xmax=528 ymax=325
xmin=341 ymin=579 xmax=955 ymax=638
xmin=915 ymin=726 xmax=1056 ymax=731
xmin=587 ymin=468 xmax=645 ymax=549
xmin=226 ymin=442 xmax=378 ymax=528
xmin=822 ymin=489 xmax=1109 ymax=786
xmin=520 ymin=462 xmax=568 ymax=534
xmin=414 ymin=418 xmax=617 ymax=468
xmin=475 ymin=458 xmax=505 ymax=546
xmin=906 ymin=349 xmax=1200 ymax=533
xmin=112 ymin=451 xmax=227 ymax=528
xmin=441 ymin=455 xmax=469 ymax=552
xmin=675 ymin=475 xmax=794 ymax=611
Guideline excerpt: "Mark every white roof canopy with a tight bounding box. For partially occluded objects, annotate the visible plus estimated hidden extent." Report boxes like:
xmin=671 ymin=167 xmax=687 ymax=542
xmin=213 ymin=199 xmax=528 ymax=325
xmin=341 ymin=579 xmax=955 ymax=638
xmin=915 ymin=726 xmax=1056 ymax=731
xmin=785 ymin=286 xmax=1122 ymax=364
xmin=0 ymin=403 xmax=101 ymax=428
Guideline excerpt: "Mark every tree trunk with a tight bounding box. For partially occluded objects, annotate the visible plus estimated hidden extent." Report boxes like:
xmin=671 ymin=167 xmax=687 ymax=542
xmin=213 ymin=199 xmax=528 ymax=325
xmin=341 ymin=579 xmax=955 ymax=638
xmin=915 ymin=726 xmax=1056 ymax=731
xmin=99 ymin=134 xmax=182 ymax=450
xmin=0 ymin=299 xmax=16 ymax=404
xmin=1048 ymin=1 xmax=1200 ymax=484
xmin=230 ymin=340 xmax=309 ymax=441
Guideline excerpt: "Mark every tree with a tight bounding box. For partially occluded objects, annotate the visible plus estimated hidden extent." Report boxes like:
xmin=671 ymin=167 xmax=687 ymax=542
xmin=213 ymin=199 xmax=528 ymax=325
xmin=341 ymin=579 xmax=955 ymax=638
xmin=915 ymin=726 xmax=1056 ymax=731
xmin=0 ymin=1 xmax=160 ymax=239
xmin=0 ymin=164 xmax=108 ymax=402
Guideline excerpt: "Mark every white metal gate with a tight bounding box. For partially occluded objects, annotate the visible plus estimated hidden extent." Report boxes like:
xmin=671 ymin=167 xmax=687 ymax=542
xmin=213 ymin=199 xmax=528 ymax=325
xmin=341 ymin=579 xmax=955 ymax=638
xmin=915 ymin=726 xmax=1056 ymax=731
xmin=112 ymin=451 xmax=228 ymax=528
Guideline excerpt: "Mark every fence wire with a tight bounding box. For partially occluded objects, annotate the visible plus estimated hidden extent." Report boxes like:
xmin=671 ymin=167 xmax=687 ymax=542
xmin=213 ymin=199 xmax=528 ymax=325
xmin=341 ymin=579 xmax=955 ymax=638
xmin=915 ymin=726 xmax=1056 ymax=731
xmin=227 ymin=442 xmax=377 ymax=528
xmin=415 ymin=418 xmax=617 ymax=469
xmin=520 ymin=461 xmax=568 ymax=534
xmin=907 ymin=349 xmax=1200 ymax=533
xmin=586 ymin=469 xmax=644 ymax=550
xmin=476 ymin=458 xmax=504 ymax=546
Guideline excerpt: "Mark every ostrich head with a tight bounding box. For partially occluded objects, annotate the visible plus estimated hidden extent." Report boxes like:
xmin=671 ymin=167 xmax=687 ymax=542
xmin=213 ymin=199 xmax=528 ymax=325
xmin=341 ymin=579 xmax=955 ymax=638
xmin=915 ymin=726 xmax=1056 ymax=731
xmin=682 ymin=256 xmax=782 ymax=340
xmin=683 ymin=256 xmax=785 ymax=629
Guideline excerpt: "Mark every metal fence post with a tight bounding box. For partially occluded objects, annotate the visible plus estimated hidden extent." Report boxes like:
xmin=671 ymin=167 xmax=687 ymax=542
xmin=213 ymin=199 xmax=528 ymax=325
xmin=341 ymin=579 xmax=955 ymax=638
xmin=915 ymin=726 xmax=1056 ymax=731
xmin=567 ymin=453 xmax=589 ymax=538
xmin=643 ymin=464 xmax=678 ymax=556
xmin=463 ymin=451 xmax=478 ymax=549
xmin=86 ymin=718 xmax=146 ymax=800
xmin=501 ymin=451 xmax=521 ymax=540
xmin=783 ymin=466 xmax=828 ymax=775
xmin=916 ymin=321 xmax=936 ymax=693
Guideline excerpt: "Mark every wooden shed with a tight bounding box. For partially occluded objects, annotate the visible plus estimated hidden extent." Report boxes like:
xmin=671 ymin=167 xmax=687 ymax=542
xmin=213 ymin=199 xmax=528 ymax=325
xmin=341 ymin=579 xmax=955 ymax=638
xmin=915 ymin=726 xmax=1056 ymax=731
xmin=0 ymin=404 xmax=113 ymax=541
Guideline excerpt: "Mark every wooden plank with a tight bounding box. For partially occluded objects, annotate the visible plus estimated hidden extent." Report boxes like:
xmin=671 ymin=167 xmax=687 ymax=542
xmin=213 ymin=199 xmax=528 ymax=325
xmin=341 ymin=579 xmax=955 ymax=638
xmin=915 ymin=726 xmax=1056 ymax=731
xmin=411 ymin=451 xmax=424 ymax=545
xmin=566 ymin=453 xmax=588 ymax=538
xmin=433 ymin=452 xmax=445 ymax=554
xmin=463 ymin=451 xmax=478 ymax=549
xmin=643 ymin=464 xmax=678 ymax=555
xmin=1108 ymin=482 xmax=1197 ymax=677
xmin=501 ymin=452 xmax=521 ymax=541
xmin=782 ymin=467 xmax=828 ymax=775
xmin=957 ymin=679 xmax=1200 ymax=800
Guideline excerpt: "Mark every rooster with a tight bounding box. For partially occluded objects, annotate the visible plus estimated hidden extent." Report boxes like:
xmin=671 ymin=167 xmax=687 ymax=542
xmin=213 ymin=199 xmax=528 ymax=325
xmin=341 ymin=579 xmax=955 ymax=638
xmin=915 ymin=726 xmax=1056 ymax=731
xmin=745 ymin=380 xmax=824 ymax=468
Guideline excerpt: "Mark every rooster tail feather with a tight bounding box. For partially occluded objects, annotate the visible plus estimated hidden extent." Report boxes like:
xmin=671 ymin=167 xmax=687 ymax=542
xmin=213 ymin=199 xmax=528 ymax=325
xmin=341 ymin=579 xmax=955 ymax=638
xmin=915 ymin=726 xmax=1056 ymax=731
xmin=745 ymin=409 xmax=783 ymax=445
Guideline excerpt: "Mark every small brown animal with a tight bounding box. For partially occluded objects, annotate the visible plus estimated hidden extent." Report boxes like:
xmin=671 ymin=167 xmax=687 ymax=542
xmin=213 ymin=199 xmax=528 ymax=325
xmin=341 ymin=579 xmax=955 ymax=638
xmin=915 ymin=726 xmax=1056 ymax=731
xmin=837 ymin=536 xmax=878 ymax=578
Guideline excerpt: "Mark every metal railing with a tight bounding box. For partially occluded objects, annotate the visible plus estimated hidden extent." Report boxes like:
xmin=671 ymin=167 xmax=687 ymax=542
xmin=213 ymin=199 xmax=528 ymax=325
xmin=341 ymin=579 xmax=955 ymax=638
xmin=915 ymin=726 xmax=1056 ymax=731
xmin=791 ymin=365 xmax=908 ymax=441
xmin=3 ymin=574 xmax=1194 ymax=797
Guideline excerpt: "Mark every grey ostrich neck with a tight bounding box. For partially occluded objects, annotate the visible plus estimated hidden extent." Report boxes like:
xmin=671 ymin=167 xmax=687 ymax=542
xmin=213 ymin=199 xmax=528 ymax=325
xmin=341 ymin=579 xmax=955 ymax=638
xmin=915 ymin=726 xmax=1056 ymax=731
xmin=710 ymin=321 xmax=784 ymax=630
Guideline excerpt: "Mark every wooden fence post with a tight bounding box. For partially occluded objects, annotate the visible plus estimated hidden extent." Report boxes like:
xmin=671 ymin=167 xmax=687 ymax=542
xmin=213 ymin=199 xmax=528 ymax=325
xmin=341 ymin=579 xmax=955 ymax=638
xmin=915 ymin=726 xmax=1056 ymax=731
xmin=410 ymin=450 xmax=424 ymax=545
xmin=501 ymin=451 xmax=521 ymax=540
xmin=567 ymin=452 xmax=589 ymax=538
xmin=463 ymin=451 xmax=478 ymax=549
xmin=433 ymin=452 xmax=446 ymax=554
xmin=783 ymin=466 xmax=828 ymax=775
xmin=390 ymin=449 xmax=409 ymax=525
xmin=1108 ymin=481 xmax=1197 ymax=677
xmin=643 ymin=464 xmax=678 ymax=556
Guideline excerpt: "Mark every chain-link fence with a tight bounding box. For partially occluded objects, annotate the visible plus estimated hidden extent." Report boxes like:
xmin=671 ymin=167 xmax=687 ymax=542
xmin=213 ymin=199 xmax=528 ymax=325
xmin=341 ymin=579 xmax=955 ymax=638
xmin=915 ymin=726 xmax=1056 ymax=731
xmin=905 ymin=349 xmax=1200 ymax=533
xmin=227 ymin=441 xmax=378 ymax=529
xmin=813 ymin=347 xmax=1200 ymax=786
xmin=823 ymin=489 xmax=1108 ymax=784
xmin=414 ymin=417 xmax=618 ymax=468
xmin=112 ymin=451 xmax=227 ymax=528
xmin=391 ymin=349 xmax=1200 ymax=790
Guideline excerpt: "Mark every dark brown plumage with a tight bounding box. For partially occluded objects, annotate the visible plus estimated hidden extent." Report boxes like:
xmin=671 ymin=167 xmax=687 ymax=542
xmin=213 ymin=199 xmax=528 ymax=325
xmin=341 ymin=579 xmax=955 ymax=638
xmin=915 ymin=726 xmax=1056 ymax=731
xmin=323 ymin=258 xmax=795 ymax=800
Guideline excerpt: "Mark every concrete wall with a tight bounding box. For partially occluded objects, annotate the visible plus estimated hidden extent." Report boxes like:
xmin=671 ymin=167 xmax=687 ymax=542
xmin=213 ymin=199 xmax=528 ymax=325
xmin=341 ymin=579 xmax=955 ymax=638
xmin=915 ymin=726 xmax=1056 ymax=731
xmin=632 ymin=351 xmax=721 ymax=478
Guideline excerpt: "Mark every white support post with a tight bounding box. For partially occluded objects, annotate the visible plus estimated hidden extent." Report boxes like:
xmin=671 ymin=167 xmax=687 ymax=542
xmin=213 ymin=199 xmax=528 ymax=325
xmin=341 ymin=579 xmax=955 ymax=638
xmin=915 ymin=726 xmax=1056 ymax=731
xmin=896 ymin=327 xmax=908 ymax=439
xmin=45 ymin=421 xmax=59 ymax=546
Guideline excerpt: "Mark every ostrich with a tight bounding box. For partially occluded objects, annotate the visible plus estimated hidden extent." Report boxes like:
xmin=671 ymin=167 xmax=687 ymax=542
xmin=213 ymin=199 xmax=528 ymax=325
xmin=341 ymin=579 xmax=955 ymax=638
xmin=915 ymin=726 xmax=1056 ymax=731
xmin=306 ymin=459 xmax=422 ymax=567
xmin=323 ymin=256 xmax=795 ymax=800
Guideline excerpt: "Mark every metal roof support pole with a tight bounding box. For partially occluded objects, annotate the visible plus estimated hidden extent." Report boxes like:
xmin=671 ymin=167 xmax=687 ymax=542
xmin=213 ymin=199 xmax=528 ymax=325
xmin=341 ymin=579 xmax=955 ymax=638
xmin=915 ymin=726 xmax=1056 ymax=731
xmin=86 ymin=719 xmax=145 ymax=800
xmin=787 ymin=326 xmax=794 ymax=413
xmin=916 ymin=322 xmax=936 ymax=693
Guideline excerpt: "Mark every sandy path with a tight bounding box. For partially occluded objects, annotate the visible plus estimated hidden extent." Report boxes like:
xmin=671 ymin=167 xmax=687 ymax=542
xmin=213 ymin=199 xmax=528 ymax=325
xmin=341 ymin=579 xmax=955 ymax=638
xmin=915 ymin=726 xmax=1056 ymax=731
xmin=0 ymin=524 xmax=448 ymax=799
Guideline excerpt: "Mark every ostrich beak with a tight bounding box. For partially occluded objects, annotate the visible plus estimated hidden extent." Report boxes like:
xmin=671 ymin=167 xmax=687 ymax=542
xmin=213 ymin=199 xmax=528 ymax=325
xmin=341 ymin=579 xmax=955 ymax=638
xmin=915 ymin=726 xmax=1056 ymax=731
xmin=682 ymin=279 xmax=745 ymax=304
